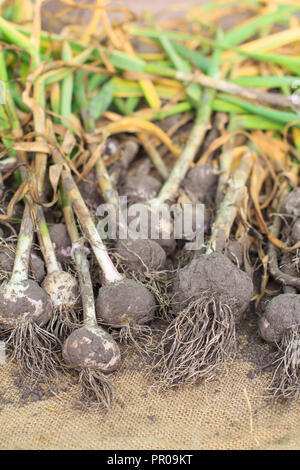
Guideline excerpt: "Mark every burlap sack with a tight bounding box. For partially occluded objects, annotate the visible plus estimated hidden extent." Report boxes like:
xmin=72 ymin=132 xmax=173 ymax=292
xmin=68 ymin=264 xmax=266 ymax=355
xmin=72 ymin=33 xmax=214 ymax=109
xmin=0 ymin=333 xmax=299 ymax=450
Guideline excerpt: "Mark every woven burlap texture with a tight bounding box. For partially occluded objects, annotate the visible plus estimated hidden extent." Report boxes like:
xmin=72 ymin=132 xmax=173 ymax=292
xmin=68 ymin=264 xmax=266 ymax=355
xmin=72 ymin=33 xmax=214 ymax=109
xmin=0 ymin=350 xmax=299 ymax=450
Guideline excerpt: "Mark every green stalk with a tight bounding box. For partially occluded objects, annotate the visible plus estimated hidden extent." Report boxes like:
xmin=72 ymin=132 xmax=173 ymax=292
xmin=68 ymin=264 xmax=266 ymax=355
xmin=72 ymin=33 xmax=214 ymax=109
xmin=10 ymin=87 xmax=31 ymax=113
xmin=158 ymin=34 xmax=201 ymax=104
xmin=129 ymin=27 xmax=300 ymax=75
xmin=171 ymin=42 xmax=210 ymax=74
xmin=50 ymin=82 xmax=61 ymax=124
xmin=60 ymin=183 xmax=97 ymax=328
xmin=75 ymin=70 xmax=94 ymax=133
xmin=36 ymin=207 xmax=61 ymax=275
xmin=113 ymin=97 xmax=128 ymax=115
xmin=0 ymin=49 xmax=27 ymax=182
xmin=74 ymin=70 xmax=121 ymax=204
xmin=16 ymin=24 xmax=94 ymax=57
xmin=88 ymin=74 xmax=109 ymax=93
xmin=230 ymin=114 xmax=284 ymax=131
xmin=0 ymin=16 xmax=40 ymax=68
xmin=208 ymin=148 xmax=254 ymax=253
xmin=215 ymin=117 xmax=238 ymax=207
xmin=220 ymin=94 xmax=300 ymax=127
xmin=152 ymin=33 xmax=222 ymax=207
xmin=0 ymin=50 xmax=20 ymax=131
xmin=108 ymin=49 xmax=298 ymax=111
xmin=10 ymin=203 xmax=35 ymax=283
xmin=0 ymin=105 xmax=13 ymax=150
xmin=60 ymin=42 xmax=73 ymax=130
xmin=222 ymin=5 xmax=298 ymax=45
xmin=141 ymin=64 xmax=299 ymax=110
xmin=230 ymin=76 xmax=300 ymax=88
xmin=35 ymin=47 xmax=95 ymax=88
xmin=124 ymin=97 xmax=140 ymax=114
xmin=0 ymin=56 xmax=36 ymax=284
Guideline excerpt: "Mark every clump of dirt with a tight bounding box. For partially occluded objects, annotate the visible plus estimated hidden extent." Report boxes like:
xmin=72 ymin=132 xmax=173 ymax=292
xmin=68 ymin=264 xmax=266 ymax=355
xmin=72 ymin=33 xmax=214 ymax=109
xmin=77 ymin=172 xmax=102 ymax=209
xmin=0 ymin=245 xmax=16 ymax=276
xmin=10 ymin=369 xmax=67 ymax=405
xmin=0 ymin=245 xmax=45 ymax=283
xmin=225 ymin=240 xmax=244 ymax=268
xmin=115 ymin=238 xmax=166 ymax=273
xmin=291 ymin=219 xmax=300 ymax=244
xmin=62 ymin=325 xmax=121 ymax=372
xmin=258 ymin=294 xmax=300 ymax=343
xmin=109 ymin=139 xmax=139 ymax=186
xmin=121 ymin=175 xmax=161 ymax=203
xmin=96 ymin=278 xmax=156 ymax=328
xmin=281 ymin=188 xmax=300 ymax=217
xmin=173 ymin=252 xmax=253 ymax=317
xmin=126 ymin=202 xmax=177 ymax=255
xmin=29 ymin=253 xmax=46 ymax=283
xmin=258 ymin=294 xmax=300 ymax=401
xmin=183 ymin=165 xmax=218 ymax=202
xmin=48 ymin=223 xmax=72 ymax=265
xmin=0 ymin=279 xmax=52 ymax=328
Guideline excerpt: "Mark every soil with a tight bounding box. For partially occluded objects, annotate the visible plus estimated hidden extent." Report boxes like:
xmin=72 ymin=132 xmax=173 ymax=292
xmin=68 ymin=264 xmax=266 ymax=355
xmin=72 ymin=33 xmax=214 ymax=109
xmin=96 ymin=278 xmax=156 ymax=328
xmin=120 ymin=175 xmax=161 ymax=203
xmin=183 ymin=165 xmax=218 ymax=203
xmin=10 ymin=370 xmax=63 ymax=404
xmin=225 ymin=240 xmax=244 ymax=268
xmin=236 ymin=304 xmax=275 ymax=373
xmin=173 ymin=252 xmax=254 ymax=318
xmin=29 ymin=253 xmax=46 ymax=283
xmin=258 ymin=294 xmax=300 ymax=343
xmin=109 ymin=139 xmax=139 ymax=186
xmin=76 ymin=173 xmax=102 ymax=210
xmin=291 ymin=219 xmax=300 ymax=244
xmin=48 ymin=223 xmax=72 ymax=265
xmin=42 ymin=0 xmax=207 ymax=33
xmin=115 ymin=238 xmax=166 ymax=272
xmin=0 ymin=245 xmax=45 ymax=282
xmin=62 ymin=325 xmax=121 ymax=372
xmin=0 ymin=279 xmax=52 ymax=327
xmin=0 ymin=245 xmax=17 ymax=274
xmin=126 ymin=203 xmax=177 ymax=255
xmin=281 ymin=188 xmax=300 ymax=217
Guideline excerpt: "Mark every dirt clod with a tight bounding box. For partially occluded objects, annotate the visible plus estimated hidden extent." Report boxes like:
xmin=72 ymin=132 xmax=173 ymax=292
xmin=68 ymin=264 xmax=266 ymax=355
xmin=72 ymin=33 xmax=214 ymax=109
xmin=77 ymin=173 xmax=102 ymax=209
xmin=281 ymin=188 xmax=300 ymax=217
xmin=0 ymin=246 xmax=45 ymax=283
xmin=96 ymin=278 xmax=156 ymax=328
xmin=115 ymin=238 xmax=166 ymax=273
xmin=258 ymin=293 xmax=300 ymax=343
xmin=62 ymin=325 xmax=121 ymax=372
xmin=183 ymin=165 xmax=218 ymax=202
xmin=121 ymin=175 xmax=161 ymax=203
xmin=173 ymin=252 xmax=253 ymax=318
xmin=0 ymin=279 xmax=52 ymax=328
xmin=49 ymin=223 xmax=72 ymax=264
